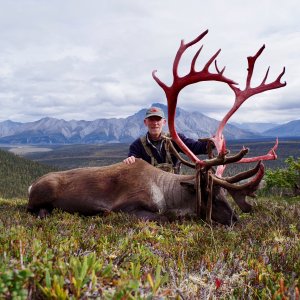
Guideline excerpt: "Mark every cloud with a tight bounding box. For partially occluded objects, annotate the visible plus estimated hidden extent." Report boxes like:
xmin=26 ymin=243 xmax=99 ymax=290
xmin=0 ymin=0 xmax=298 ymax=124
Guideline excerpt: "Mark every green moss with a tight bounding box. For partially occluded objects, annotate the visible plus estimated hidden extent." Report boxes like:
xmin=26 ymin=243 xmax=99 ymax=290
xmin=0 ymin=197 xmax=299 ymax=299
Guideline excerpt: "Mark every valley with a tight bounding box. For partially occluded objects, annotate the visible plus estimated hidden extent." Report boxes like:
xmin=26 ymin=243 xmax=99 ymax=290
xmin=1 ymin=137 xmax=300 ymax=171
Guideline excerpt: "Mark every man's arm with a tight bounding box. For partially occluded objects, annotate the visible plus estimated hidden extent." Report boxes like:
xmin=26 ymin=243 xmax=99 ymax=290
xmin=123 ymin=155 xmax=136 ymax=164
xmin=177 ymin=133 xmax=210 ymax=155
xmin=123 ymin=139 xmax=142 ymax=165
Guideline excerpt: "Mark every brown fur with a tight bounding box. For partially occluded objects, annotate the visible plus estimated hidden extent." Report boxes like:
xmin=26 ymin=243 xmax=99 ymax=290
xmin=28 ymin=159 xmax=237 ymax=225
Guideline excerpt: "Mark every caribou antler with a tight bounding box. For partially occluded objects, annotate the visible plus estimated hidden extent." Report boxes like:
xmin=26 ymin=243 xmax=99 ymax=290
xmin=212 ymin=44 xmax=285 ymax=176
xmin=153 ymin=29 xmax=286 ymax=222
xmin=153 ymin=29 xmax=285 ymax=170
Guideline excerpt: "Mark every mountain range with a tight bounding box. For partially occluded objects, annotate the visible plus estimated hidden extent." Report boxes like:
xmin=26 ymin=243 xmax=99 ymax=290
xmin=0 ymin=103 xmax=299 ymax=144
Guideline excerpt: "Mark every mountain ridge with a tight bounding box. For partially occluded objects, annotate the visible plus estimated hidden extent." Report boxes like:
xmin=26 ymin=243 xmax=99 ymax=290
xmin=0 ymin=103 xmax=298 ymax=144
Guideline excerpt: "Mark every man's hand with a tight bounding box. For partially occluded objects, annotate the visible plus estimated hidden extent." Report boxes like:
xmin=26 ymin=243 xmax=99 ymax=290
xmin=123 ymin=155 xmax=136 ymax=165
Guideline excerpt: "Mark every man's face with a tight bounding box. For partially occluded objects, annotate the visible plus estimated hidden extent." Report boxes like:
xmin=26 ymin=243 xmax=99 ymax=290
xmin=144 ymin=116 xmax=166 ymax=138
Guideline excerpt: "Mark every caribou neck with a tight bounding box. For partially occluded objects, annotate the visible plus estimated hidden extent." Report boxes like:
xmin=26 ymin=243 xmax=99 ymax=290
xmin=154 ymin=171 xmax=196 ymax=216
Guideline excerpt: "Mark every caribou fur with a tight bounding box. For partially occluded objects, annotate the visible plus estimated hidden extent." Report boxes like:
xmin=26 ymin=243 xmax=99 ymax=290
xmin=27 ymin=159 xmax=237 ymax=225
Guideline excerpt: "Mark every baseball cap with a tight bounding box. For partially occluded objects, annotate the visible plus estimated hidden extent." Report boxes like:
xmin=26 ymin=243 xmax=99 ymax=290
xmin=145 ymin=107 xmax=165 ymax=119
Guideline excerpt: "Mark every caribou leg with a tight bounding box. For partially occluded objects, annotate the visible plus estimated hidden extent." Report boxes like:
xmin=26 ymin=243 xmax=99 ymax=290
xmin=27 ymin=203 xmax=53 ymax=218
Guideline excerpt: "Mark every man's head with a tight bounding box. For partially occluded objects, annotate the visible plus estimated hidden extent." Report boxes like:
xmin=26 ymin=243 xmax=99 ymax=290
xmin=144 ymin=107 xmax=166 ymax=140
xmin=145 ymin=107 xmax=165 ymax=119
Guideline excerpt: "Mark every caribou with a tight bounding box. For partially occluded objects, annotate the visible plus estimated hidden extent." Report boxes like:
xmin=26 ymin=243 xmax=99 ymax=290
xmin=28 ymin=159 xmax=238 ymax=225
xmin=27 ymin=29 xmax=286 ymax=225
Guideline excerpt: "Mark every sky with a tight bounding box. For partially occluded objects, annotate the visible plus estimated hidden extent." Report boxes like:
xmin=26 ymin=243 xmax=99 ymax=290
xmin=0 ymin=0 xmax=299 ymax=124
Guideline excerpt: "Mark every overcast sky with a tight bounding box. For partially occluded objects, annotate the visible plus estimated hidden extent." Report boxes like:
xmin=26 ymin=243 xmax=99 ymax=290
xmin=0 ymin=0 xmax=298 ymax=124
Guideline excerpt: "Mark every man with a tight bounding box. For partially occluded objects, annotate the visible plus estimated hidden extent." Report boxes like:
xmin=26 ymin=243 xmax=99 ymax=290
xmin=123 ymin=106 xmax=209 ymax=173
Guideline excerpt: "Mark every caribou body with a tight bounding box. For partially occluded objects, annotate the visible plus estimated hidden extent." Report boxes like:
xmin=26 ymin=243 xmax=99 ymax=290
xmin=27 ymin=159 xmax=237 ymax=225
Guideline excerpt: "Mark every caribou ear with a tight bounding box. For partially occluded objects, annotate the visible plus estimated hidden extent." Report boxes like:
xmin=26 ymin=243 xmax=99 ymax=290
xmin=180 ymin=180 xmax=195 ymax=192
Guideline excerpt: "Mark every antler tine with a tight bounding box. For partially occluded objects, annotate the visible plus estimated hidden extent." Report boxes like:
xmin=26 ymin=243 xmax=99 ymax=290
xmin=203 ymin=49 xmax=222 ymax=72
xmin=239 ymin=138 xmax=278 ymax=163
xmin=222 ymin=161 xmax=262 ymax=183
xmin=215 ymin=60 xmax=226 ymax=75
xmin=246 ymin=45 xmax=266 ymax=89
xmin=173 ymin=29 xmax=209 ymax=78
xmin=190 ymin=46 xmax=203 ymax=73
xmin=213 ymin=162 xmax=264 ymax=191
xmin=152 ymin=70 xmax=168 ymax=93
xmin=215 ymin=138 xmax=278 ymax=177
xmin=204 ymin=148 xmax=249 ymax=169
xmin=163 ymin=136 xmax=196 ymax=169
xmin=261 ymin=66 xmax=270 ymax=85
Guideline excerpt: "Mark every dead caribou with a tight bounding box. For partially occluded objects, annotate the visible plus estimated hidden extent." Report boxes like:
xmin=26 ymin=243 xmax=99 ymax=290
xmin=27 ymin=29 xmax=286 ymax=225
xmin=28 ymin=159 xmax=238 ymax=225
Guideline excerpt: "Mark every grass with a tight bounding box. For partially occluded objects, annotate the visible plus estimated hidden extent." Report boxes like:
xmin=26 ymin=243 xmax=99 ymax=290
xmin=0 ymin=196 xmax=299 ymax=299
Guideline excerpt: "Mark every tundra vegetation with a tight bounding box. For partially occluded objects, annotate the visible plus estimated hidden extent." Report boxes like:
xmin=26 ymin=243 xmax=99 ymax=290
xmin=0 ymin=148 xmax=299 ymax=299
